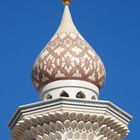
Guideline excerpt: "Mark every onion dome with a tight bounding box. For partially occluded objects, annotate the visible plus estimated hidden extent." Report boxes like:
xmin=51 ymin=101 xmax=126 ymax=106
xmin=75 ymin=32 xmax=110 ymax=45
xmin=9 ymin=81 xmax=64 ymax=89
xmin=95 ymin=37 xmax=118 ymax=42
xmin=32 ymin=1 xmax=106 ymax=100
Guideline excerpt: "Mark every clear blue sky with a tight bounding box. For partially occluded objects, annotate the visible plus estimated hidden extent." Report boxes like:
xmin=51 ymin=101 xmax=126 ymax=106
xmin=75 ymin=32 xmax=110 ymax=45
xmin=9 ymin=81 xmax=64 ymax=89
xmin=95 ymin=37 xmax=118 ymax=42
xmin=0 ymin=0 xmax=139 ymax=139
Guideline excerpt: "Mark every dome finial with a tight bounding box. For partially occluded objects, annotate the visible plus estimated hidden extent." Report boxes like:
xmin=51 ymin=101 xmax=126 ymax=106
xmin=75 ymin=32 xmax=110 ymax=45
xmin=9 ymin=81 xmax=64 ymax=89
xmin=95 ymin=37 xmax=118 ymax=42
xmin=62 ymin=0 xmax=71 ymax=5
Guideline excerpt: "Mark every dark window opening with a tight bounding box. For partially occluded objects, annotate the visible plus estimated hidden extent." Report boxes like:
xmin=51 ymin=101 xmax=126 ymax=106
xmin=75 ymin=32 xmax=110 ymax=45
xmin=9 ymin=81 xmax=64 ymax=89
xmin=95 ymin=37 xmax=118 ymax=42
xmin=91 ymin=95 xmax=96 ymax=100
xmin=76 ymin=92 xmax=85 ymax=99
xmin=60 ymin=91 xmax=69 ymax=97
xmin=46 ymin=94 xmax=52 ymax=100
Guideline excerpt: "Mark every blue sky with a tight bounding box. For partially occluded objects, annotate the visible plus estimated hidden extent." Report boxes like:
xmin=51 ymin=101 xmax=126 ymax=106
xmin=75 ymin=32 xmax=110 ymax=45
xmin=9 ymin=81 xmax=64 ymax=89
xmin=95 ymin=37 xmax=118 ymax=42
xmin=0 ymin=0 xmax=139 ymax=139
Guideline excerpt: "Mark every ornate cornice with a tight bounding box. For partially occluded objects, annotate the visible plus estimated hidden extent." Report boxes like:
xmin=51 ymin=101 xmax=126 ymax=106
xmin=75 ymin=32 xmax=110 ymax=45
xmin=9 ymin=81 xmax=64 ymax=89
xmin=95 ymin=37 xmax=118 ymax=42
xmin=9 ymin=98 xmax=132 ymax=130
xmin=9 ymin=98 xmax=132 ymax=140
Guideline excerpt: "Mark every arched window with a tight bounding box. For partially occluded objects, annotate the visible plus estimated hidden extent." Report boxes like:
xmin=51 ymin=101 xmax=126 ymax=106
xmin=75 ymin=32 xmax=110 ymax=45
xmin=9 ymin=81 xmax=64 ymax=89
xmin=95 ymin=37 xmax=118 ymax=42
xmin=76 ymin=92 xmax=85 ymax=99
xmin=60 ymin=91 xmax=69 ymax=97
xmin=46 ymin=94 xmax=52 ymax=100
xmin=91 ymin=95 xmax=96 ymax=100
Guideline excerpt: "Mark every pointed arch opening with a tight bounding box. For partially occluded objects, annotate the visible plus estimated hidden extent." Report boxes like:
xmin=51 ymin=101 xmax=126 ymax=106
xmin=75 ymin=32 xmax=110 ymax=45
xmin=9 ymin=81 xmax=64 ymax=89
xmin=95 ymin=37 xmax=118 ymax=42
xmin=76 ymin=91 xmax=85 ymax=99
xmin=46 ymin=94 xmax=52 ymax=100
xmin=60 ymin=91 xmax=69 ymax=97
xmin=91 ymin=95 xmax=96 ymax=100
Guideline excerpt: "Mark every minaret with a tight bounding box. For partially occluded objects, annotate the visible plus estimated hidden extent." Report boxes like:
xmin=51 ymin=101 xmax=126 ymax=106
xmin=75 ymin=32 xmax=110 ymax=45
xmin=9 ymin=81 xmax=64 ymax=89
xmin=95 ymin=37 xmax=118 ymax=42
xmin=9 ymin=1 xmax=132 ymax=140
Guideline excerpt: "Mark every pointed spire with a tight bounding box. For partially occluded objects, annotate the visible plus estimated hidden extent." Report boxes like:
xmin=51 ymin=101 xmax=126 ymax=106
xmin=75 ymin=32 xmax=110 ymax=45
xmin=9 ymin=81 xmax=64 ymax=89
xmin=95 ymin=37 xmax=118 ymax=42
xmin=57 ymin=5 xmax=78 ymax=34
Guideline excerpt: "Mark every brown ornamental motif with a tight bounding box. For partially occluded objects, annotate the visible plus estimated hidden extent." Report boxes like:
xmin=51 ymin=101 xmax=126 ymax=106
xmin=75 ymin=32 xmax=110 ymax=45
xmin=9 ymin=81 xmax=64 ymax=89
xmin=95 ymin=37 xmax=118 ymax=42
xmin=32 ymin=32 xmax=106 ymax=91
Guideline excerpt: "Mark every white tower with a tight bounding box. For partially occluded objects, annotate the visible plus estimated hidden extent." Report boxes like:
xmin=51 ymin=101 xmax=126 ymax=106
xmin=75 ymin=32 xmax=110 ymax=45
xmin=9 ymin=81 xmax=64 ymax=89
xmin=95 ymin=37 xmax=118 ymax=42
xmin=9 ymin=0 xmax=132 ymax=140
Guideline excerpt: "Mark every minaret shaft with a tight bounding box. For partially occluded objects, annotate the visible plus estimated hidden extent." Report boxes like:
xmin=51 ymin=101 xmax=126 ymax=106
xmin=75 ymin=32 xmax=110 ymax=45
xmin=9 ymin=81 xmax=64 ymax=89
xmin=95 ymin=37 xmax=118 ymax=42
xmin=9 ymin=2 xmax=132 ymax=140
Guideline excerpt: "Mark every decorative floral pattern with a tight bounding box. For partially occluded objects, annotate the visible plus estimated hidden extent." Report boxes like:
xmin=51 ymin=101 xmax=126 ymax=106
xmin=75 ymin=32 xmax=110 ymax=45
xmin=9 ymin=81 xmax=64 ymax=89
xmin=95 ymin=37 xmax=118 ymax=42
xmin=32 ymin=32 xmax=106 ymax=91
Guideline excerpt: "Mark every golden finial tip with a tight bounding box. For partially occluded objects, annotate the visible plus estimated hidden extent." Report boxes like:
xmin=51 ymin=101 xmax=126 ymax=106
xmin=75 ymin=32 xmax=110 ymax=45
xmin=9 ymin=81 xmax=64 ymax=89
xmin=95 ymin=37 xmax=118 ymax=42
xmin=62 ymin=0 xmax=71 ymax=5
